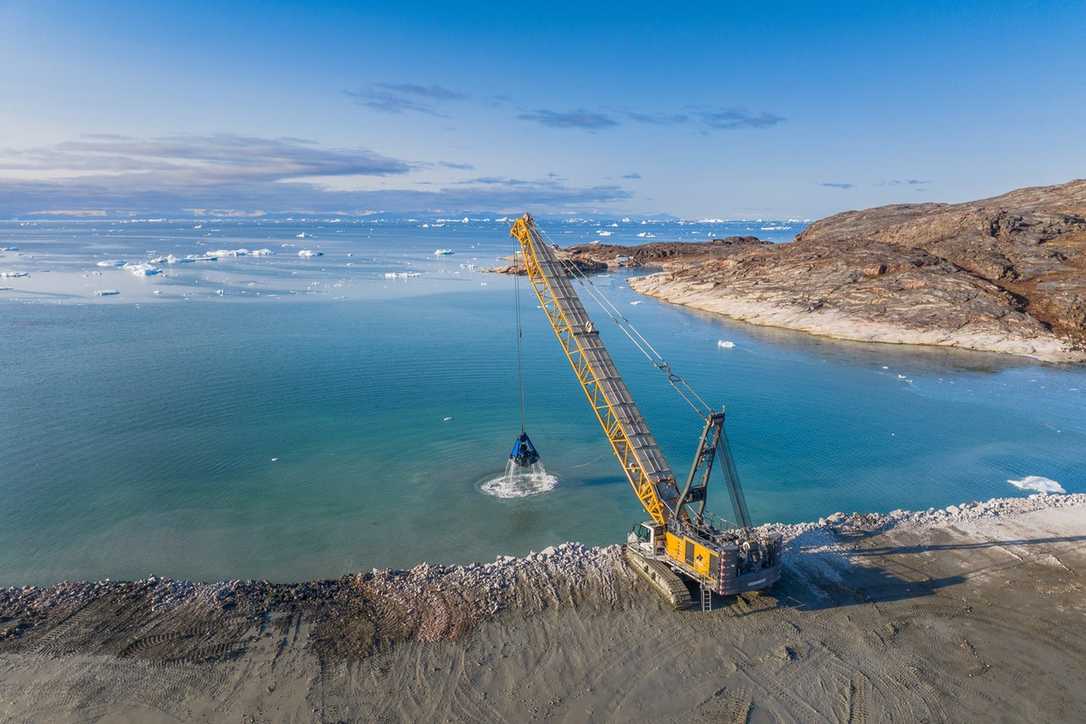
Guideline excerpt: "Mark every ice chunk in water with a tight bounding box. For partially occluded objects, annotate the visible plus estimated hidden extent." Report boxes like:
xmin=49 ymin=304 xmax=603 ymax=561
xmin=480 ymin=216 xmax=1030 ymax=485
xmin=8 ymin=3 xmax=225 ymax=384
xmin=298 ymin=249 xmax=322 ymax=258
xmin=1008 ymin=476 xmax=1065 ymax=494
xmin=123 ymin=263 xmax=161 ymax=277
xmin=717 ymin=339 xmax=735 ymax=349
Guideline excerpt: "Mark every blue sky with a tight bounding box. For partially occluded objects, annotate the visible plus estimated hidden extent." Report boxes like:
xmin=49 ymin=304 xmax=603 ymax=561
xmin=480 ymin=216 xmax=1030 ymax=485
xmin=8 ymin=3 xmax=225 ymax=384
xmin=1 ymin=0 xmax=1084 ymax=218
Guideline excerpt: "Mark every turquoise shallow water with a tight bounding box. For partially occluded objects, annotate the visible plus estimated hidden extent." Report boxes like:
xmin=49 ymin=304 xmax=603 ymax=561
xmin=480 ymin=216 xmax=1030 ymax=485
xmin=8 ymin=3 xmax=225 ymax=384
xmin=1 ymin=220 xmax=1084 ymax=585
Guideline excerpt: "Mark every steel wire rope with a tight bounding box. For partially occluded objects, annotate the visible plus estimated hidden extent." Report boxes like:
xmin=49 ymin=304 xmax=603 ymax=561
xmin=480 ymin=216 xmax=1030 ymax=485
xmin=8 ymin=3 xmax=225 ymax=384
xmin=534 ymin=225 xmax=714 ymax=419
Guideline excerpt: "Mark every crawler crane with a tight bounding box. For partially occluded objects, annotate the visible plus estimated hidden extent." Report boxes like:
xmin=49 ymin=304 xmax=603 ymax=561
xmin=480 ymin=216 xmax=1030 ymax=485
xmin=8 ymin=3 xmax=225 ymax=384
xmin=510 ymin=214 xmax=782 ymax=609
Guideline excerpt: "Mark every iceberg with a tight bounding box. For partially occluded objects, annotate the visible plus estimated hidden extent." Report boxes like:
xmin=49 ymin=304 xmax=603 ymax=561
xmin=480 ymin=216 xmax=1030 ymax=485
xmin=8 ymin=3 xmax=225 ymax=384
xmin=1008 ymin=476 xmax=1065 ymax=494
xmin=296 ymin=232 xmax=312 ymax=239
xmin=0 ymin=271 xmax=30 ymax=278
xmin=123 ymin=263 xmax=161 ymax=277
xmin=433 ymin=248 xmax=454 ymax=256
xmin=636 ymin=232 xmax=656 ymax=238
xmin=384 ymin=271 xmax=421 ymax=279
xmin=250 ymin=248 xmax=273 ymax=256
xmin=97 ymin=259 xmax=126 ymax=268
xmin=717 ymin=339 xmax=736 ymax=349
xmin=94 ymin=289 xmax=120 ymax=296
xmin=596 ymin=230 xmax=613 ymax=237
xmin=298 ymin=249 xmax=323 ymax=258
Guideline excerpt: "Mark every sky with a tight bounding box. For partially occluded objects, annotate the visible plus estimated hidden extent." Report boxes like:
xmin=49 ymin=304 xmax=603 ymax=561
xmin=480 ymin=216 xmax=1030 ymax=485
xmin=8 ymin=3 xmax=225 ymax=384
xmin=1 ymin=0 xmax=1084 ymax=219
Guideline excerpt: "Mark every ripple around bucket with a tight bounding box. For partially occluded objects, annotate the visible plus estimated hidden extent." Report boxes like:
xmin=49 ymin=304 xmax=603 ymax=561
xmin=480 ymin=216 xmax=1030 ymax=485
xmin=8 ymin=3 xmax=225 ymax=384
xmin=480 ymin=460 xmax=560 ymax=499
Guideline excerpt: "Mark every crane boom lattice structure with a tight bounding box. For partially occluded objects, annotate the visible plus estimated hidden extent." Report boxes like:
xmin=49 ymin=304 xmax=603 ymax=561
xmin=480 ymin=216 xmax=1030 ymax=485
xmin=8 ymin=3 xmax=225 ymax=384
xmin=510 ymin=214 xmax=678 ymax=525
xmin=510 ymin=213 xmax=782 ymax=606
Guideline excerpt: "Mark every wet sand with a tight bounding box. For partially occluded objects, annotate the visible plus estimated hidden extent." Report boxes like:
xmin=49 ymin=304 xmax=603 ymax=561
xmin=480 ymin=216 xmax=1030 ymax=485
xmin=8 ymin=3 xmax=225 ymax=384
xmin=2 ymin=495 xmax=1084 ymax=722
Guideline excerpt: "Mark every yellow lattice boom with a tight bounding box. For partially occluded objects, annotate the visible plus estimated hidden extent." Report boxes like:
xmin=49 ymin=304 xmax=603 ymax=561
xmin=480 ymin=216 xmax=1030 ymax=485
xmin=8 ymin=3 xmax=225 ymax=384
xmin=510 ymin=214 xmax=680 ymax=525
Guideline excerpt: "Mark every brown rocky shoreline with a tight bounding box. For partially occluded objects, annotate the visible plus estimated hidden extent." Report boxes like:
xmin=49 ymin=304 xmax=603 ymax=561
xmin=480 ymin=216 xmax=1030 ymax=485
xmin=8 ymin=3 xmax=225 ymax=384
xmin=508 ymin=180 xmax=1086 ymax=362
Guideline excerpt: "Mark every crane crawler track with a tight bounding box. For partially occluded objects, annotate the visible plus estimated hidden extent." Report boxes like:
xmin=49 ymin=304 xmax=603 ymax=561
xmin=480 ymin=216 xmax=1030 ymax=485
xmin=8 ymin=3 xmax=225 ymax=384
xmin=623 ymin=546 xmax=693 ymax=610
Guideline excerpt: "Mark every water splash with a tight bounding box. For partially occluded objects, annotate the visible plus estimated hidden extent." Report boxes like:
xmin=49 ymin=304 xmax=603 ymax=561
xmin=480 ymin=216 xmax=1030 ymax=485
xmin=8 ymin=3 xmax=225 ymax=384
xmin=480 ymin=460 xmax=559 ymax=498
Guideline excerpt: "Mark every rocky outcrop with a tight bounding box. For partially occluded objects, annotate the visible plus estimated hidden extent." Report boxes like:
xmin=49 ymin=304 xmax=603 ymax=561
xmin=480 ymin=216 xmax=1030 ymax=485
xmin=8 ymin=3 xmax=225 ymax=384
xmin=631 ymin=180 xmax=1086 ymax=362
xmin=491 ymin=251 xmax=608 ymax=276
xmin=491 ymin=236 xmax=768 ymax=276
xmin=567 ymin=236 xmax=768 ymax=269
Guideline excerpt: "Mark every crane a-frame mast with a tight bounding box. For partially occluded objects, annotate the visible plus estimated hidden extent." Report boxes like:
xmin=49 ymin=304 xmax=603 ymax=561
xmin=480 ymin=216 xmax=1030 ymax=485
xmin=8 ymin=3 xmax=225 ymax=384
xmin=510 ymin=214 xmax=681 ymax=525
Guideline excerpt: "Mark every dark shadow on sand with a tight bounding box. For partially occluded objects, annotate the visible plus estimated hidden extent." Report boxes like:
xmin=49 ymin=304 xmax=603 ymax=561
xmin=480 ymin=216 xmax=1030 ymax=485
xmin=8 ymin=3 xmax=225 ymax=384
xmin=716 ymin=532 xmax=1086 ymax=615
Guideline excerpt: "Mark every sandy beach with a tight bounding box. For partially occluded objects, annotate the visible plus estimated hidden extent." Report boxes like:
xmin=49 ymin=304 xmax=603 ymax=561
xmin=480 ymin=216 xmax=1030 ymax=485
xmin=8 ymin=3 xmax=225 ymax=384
xmin=2 ymin=493 xmax=1083 ymax=722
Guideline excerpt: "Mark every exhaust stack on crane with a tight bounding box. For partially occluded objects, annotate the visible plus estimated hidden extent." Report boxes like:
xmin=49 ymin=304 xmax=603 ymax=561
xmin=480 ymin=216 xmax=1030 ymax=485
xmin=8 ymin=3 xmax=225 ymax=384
xmin=509 ymin=214 xmax=782 ymax=609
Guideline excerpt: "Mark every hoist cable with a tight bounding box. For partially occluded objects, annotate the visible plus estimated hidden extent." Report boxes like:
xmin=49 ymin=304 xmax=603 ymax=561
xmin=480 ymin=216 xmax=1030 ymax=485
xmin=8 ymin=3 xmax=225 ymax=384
xmin=534 ymin=225 xmax=714 ymax=420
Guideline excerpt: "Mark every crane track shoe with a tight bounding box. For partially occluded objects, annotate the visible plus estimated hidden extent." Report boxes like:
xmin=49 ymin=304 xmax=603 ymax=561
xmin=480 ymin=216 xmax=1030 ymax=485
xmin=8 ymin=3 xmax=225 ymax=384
xmin=623 ymin=545 xmax=693 ymax=610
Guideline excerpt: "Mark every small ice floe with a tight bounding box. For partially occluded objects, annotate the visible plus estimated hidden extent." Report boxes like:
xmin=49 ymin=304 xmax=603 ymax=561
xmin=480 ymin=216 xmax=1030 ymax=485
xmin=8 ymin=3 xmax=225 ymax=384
xmin=123 ymin=263 xmax=161 ymax=277
xmin=250 ymin=248 xmax=273 ymax=256
xmin=716 ymin=339 xmax=736 ymax=349
xmin=0 ymin=271 xmax=29 ymax=278
xmin=96 ymin=259 xmax=126 ymax=268
xmin=442 ymin=416 xmax=454 ymax=422
xmin=296 ymin=232 xmax=312 ymax=239
xmin=434 ymin=248 xmax=454 ymax=256
xmin=629 ymin=300 xmax=642 ymax=305
xmin=152 ymin=290 xmax=161 ymax=295
xmin=271 ymin=457 xmax=279 ymax=462
xmin=0 ymin=246 xmax=19 ymax=251
xmin=193 ymin=224 xmax=204 ymax=229
xmin=185 ymin=254 xmax=217 ymax=262
xmin=637 ymin=232 xmax=656 ymax=238
xmin=383 ymin=271 xmax=421 ymax=279
xmin=596 ymin=230 xmax=613 ymax=237
xmin=881 ymin=365 xmax=889 ymax=370
xmin=94 ymin=289 xmax=120 ymax=296
xmin=1008 ymin=476 xmax=1065 ymax=495
xmin=208 ymin=248 xmax=249 ymax=257
xmin=760 ymin=225 xmax=791 ymax=231
xmin=298 ymin=249 xmax=323 ymax=258
xmin=216 ymin=289 xmax=225 ymax=296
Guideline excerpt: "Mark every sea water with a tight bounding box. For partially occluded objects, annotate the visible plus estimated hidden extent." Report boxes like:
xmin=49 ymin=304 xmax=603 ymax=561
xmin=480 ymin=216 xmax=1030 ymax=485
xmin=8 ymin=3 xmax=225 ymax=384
xmin=0 ymin=218 xmax=1084 ymax=585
